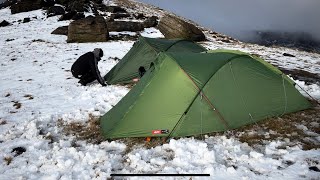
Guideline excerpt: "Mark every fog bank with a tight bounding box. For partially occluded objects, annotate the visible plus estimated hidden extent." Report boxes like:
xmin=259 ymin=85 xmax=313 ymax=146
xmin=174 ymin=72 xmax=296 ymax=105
xmin=138 ymin=0 xmax=320 ymax=42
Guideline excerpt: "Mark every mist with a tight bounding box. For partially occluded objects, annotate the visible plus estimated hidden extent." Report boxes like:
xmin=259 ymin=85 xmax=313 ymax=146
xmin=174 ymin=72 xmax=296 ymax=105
xmin=138 ymin=0 xmax=320 ymax=42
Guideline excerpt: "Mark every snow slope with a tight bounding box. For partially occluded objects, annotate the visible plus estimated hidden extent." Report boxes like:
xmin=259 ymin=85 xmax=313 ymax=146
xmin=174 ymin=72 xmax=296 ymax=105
xmin=0 ymin=5 xmax=319 ymax=180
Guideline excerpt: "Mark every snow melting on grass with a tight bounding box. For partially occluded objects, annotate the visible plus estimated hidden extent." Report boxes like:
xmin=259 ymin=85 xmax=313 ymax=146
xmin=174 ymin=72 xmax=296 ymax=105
xmin=295 ymin=80 xmax=320 ymax=100
xmin=116 ymin=136 xmax=320 ymax=179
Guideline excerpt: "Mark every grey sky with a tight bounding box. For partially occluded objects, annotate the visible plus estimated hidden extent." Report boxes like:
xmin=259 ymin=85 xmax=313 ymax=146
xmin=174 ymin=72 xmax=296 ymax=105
xmin=138 ymin=0 xmax=320 ymax=41
xmin=0 ymin=0 xmax=5 ymax=3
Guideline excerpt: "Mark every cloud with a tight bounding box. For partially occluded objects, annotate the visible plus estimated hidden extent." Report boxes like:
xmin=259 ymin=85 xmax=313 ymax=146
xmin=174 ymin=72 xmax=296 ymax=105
xmin=140 ymin=0 xmax=320 ymax=41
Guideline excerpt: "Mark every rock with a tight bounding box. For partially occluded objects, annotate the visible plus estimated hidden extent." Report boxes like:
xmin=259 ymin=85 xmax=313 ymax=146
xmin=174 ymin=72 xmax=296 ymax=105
xmin=279 ymin=68 xmax=320 ymax=85
xmin=158 ymin=14 xmax=205 ymax=41
xmin=51 ymin=26 xmax=68 ymax=35
xmin=309 ymin=166 xmax=320 ymax=172
xmin=47 ymin=6 xmax=65 ymax=17
xmin=283 ymin=53 xmax=295 ymax=57
xmin=65 ymin=1 xmax=89 ymax=12
xmin=11 ymin=147 xmax=26 ymax=156
xmin=221 ymin=38 xmax=232 ymax=43
xmin=59 ymin=11 xmax=76 ymax=21
xmin=67 ymin=16 xmax=108 ymax=43
xmin=58 ymin=11 xmax=84 ymax=21
xmin=72 ymin=12 xmax=85 ymax=20
xmin=40 ymin=0 xmax=55 ymax=8
xmin=143 ymin=16 xmax=158 ymax=28
xmin=0 ymin=0 xmax=17 ymax=9
xmin=110 ymin=13 xmax=131 ymax=19
xmin=0 ymin=20 xmax=10 ymax=27
xmin=105 ymin=6 xmax=126 ymax=13
xmin=134 ymin=13 xmax=146 ymax=19
xmin=107 ymin=21 xmax=144 ymax=32
xmin=23 ymin=18 xmax=31 ymax=23
xmin=11 ymin=0 xmax=42 ymax=14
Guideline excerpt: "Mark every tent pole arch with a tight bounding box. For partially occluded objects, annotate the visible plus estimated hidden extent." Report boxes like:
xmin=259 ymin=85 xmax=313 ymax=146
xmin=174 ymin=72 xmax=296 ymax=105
xmin=164 ymin=39 xmax=207 ymax=51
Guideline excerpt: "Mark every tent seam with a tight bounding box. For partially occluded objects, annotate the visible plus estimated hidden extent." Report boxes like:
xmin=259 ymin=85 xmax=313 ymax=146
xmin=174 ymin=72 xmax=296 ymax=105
xmin=164 ymin=54 xmax=230 ymax=138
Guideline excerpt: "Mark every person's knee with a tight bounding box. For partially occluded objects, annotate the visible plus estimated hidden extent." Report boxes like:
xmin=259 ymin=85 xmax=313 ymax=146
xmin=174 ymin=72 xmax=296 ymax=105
xmin=71 ymin=70 xmax=80 ymax=78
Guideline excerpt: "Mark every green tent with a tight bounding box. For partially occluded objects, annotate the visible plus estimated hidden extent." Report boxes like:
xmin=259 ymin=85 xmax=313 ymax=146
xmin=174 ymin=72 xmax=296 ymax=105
xmin=100 ymin=50 xmax=311 ymax=139
xmin=104 ymin=36 xmax=206 ymax=85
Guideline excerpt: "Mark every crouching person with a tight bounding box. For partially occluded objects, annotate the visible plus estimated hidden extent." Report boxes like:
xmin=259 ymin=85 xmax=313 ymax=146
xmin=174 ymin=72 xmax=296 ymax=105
xmin=71 ymin=48 xmax=107 ymax=86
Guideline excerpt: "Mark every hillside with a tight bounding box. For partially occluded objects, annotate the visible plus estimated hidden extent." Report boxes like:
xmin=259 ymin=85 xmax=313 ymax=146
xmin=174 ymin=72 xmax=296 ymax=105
xmin=0 ymin=0 xmax=319 ymax=179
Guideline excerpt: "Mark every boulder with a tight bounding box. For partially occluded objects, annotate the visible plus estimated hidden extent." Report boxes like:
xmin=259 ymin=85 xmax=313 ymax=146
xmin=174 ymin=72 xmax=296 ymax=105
xmin=143 ymin=16 xmax=158 ymax=28
xmin=158 ymin=14 xmax=205 ymax=41
xmin=107 ymin=21 xmax=144 ymax=32
xmin=0 ymin=20 xmax=10 ymax=27
xmin=11 ymin=0 xmax=42 ymax=14
xmin=67 ymin=16 xmax=108 ymax=43
xmin=47 ymin=6 xmax=65 ymax=17
xmin=51 ymin=26 xmax=68 ymax=35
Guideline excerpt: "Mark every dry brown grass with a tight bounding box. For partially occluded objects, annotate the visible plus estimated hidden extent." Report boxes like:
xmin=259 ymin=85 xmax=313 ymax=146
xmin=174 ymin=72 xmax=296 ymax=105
xmin=228 ymin=105 xmax=320 ymax=150
xmin=4 ymin=156 xmax=12 ymax=165
xmin=120 ymin=137 xmax=167 ymax=153
xmin=59 ymin=103 xmax=319 ymax=153
xmin=24 ymin=94 xmax=34 ymax=100
xmin=0 ymin=119 xmax=7 ymax=125
xmin=60 ymin=114 xmax=104 ymax=144
xmin=12 ymin=101 xmax=21 ymax=109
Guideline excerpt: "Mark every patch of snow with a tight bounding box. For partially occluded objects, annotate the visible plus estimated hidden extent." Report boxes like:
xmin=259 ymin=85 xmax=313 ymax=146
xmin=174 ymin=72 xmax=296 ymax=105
xmin=109 ymin=31 xmax=137 ymax=36
xmin=294 ymin=80 xmax=320 ymax=100
xmin=140 ymin=27 xmax=164 ymax=38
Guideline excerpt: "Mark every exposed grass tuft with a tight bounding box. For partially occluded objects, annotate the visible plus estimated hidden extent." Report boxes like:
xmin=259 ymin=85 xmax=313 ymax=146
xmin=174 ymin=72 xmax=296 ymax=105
xmin=4 ymin=156 xmax=12 ymax=165
xmin=60 ymin=114 xmax=104 ymax=144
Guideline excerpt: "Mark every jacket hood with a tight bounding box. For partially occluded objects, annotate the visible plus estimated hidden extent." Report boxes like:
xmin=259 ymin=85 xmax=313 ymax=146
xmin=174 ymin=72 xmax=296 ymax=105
xmin=93 ymin=48 xmax=103 ymax=60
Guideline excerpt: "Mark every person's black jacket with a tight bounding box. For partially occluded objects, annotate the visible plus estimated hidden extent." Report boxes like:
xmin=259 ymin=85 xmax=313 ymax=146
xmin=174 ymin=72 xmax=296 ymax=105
xmin=71 ymin=52 xmax=106 ymax=86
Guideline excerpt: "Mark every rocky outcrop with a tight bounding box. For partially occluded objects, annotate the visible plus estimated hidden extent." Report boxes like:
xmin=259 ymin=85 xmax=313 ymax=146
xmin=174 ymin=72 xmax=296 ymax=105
xmin=10 ymin=0 xmax=42 ymax=14
xmin=59 ymin=11 xmax=85 ymax=21
xmin=105 ymin=6 xmax=127 ymax=13
xmin=143 ymin=16 xmax=158 ymax=28
xmin=107 ymin=21 xmax=144 ymax=32
xmin=158 ymin=14 xmax=205 ymax=41
xmin=67 ymin=16 xmax=108 ymax=43
xmin=40 ymin=0 xmax=55 ymax=8
xmin=47 ymin=6 xmax=65 ymax=17
xmin=0 ymin=0 xmax=17 ymax=9
xmin=51 ymin=26 xmax=68 ymax=35
xmin=64 ymin=1 xmax=89 ymax=12
xmin=109 ymin=13 xmax=131 ymax=20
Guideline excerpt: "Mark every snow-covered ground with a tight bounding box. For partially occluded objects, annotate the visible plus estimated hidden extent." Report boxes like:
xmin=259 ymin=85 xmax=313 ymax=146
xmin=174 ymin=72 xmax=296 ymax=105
xmin=0 ymin=6 xmax=320 ymax=180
